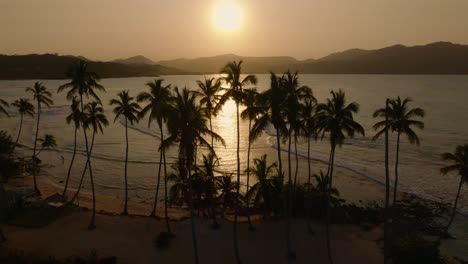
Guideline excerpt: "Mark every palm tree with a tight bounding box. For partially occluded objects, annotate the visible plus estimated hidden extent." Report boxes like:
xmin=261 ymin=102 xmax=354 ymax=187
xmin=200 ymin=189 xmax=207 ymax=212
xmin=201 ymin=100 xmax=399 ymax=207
xmin=440 ymin=144 xmax=468 ymax=236
xmin=11 ymin=98 xmax=35 ymax=146
xmin=80 ymin=102 xmax=108 ymax=228
xmin=250 ymin=73 xmax=292 ymax=259
xmin=26 ymin=82 xmax=53 ymax=195
xmin=62 ymin=97 xmax=82 ymax=198
xmin=215 ymin=173 xmax=240 ymax=218
xmin=373 ymin=97 xmax=425 ymax=204
xmin=246 ymin=154 xmax=277 ymax=218
xmin=240 ymin=87 xmax=260 ymax=230
xmin=197 ymin=76 xmax=222 ymax=228
xmin=110 ymin=90 xmax=141 ymax=215
xmin=315 ymin=89 xmax=364 ymax=264
xmin=163 ymin=87 xmax=224 ymax=264
xmin=58 ymin=60 xmax=105 ymax=209
xmin=137 ymin=79 xmax=173 ymax=233
xmin=219 ymin=60 xmax=257 ymax=264
xmin=0 ymin=98 xmax=8 ymax=117
xmin=36 ymin=134 xmax=57 ymax=156
xmin=299 ymin=98 xmax=317 ymax=233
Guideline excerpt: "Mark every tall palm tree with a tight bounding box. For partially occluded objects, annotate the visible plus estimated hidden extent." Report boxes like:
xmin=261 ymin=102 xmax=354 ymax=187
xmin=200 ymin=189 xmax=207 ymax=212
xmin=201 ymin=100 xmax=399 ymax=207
xmin=110 ymin=90 xmax=141 ymax=215
xmin=58 ymin=60 xmax=105 ymax=209
xmin=11 ymin=98 xmax=35 ymax=146
xmin=215 ymin=174 xmax=240 ymax=218
xmin=26 ymin=82 xmax=53 ymax=195
xmin=315 ymin=89 xmax=364 ymax=264
xmin=440 ymin=144 xmax=468 ymax=236
xmin=0 ymin=98 xmax=8 ymax=117
xmin=373 ymin=97 xmax=425 ymax=204
xmin=299 ymin=98 xmax=317 ymax=233
xmin=246 ymin=154 xmax=277 ymax=218
xmin=137 ymin=79 xmax=173 ymax=233
xmin=219 ymin=60 xmax=257 ymax=264
xmin=197 ymin=76 xmax=222 ymax=228
xmin=282 ymin=70 xmax=312 ymax=189
xmin=62 ymin=97 xmax=82 ymax=198
xmin=163 ymin=87 xmax=224 ymax=264
xmin=81 ymin=102 xmax=108 ymax=228
xmin=240 ymin=87 xmax=260 ymax=230
xmin=250 ymin=73 xmax=292 ymax=260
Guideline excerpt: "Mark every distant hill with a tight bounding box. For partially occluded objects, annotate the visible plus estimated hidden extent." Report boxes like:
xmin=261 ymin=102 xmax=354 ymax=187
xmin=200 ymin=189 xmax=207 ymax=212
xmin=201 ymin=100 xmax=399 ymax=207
xmin=112 ymin=55 xmax=156 ymax=65
xmin=0 ymin=54 xmax=186 ymax=79
xmin=296 ymin=42 xmax=468 ymax=74
xmin=158 ymin=54 xmax=303 ymax=74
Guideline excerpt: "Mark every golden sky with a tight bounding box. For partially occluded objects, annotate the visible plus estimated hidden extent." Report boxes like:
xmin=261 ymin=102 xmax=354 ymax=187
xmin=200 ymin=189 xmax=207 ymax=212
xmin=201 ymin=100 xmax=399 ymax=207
xmin=1 ymin=0 xmax=468 ymax=61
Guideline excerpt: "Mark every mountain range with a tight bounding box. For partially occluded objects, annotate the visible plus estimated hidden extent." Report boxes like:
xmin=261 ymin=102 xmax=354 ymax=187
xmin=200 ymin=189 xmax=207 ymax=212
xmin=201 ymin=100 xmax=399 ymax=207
xmin=1 ymin=42 xmax=468 ymax=79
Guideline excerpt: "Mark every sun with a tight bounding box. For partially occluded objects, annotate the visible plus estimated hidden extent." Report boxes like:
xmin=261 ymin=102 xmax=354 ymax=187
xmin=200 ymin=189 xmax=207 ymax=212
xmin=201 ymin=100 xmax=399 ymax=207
xmin=213 ymin=1 xmax=242 ymax=32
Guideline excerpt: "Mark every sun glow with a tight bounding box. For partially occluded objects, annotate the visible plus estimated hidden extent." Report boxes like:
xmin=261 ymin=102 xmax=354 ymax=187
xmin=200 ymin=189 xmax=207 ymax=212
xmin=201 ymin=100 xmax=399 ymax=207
xmin=213 ymin=1 xmax=242 ymax=32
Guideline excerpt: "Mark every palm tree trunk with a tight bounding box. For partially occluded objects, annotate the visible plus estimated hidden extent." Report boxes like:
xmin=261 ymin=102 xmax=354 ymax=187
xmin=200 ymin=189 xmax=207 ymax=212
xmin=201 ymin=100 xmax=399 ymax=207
xmin=208 ymin=114 xmax=219 ymax=228
xmin=88 ymin=131 xmax=97 ymax=230
xmin=123 ymin=118 xmax=129 ymax=215
xmin=62 ymin=127 xmax=78 ymax=198
xmin=186 ymin=158 xmax=200 ymax=264
xmin=69 ymin=131 xmax=94 ymax=204
xmin=0 ymin=227 xmax=5 ymax=243
xmin=444 ymin=175 xmax=464 ymax=236
xmin=393 ymin=132 xmax=401 ymax=205
xmin=150 ymin=143 xmax=163 ymax=217
xmin=32 ymin=103 xmax=41 ymax=195
xmin=325 ymin=144 xmax=336 ymax=264
xmin=233 ymin=103 xmax=242 ymax=264
xmin=163 ymin=147 xmax=171 ymax=234
xmin=306 ymin=134 xmax=313 ymax=234
xmin=384 ymin=99 xmax=391 ymax=263
xmin=275 ymin=128 xmax=283 ymax=182
xmin=285 ymin=128 xmax=295 ymax=261
xmin=246 ymin=118 xmax=254 ymax=230
xmin=294 ymin=133 xmax=299 ymax=189
xmin=15 ymin=114 xmax=23 ymax=146
xmin=288 ymin=129 xmax=292 ymax=184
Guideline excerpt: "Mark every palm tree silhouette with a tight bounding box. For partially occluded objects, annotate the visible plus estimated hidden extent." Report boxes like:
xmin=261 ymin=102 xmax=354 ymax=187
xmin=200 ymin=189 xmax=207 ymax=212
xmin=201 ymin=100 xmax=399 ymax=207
xmin=0 ymin=98 xmax=8 ymax=117
xmin=11 ymin=98 xmax=35 ymax=146
xmin=137 ymin=79 xmax=173 ymax=233
xmin=58 ymin=60 xmax=105 ymax=212
xmin=246 ymin=154 xmax=277 ymax=219
xmin=440 ymin=144 xmax=468 ymax=237
xmin=36 ymin=134 xmax=57 ymax=156
xmin=373 ymin=96 xmax=425 ymax=204
xmin=197 ymin=76 xmax=222 ymax=228
xmin=110 ymin=90 xmax=141 ymax=215
xmin=299 ymin=97 xmax=317 ymax=233
xmin=196 ymin=152 xmax=220 ymax=224
xmin=240 ymin=87 xmax=260 ymax=230
xmin=81 ymin=101 xmax=108 ymax=229
xmin=62 ymin=97 xmax=82 ymax=198
xmin=163 ymin=87 xmax=224 ymax=264
xmin=315 ymin=89 xmax=364 ymax=264
xmin=250 ymin=73 xmax=293 ymax=260
xmin=219 ymin=60 xmax=257 ymax=264
xmin=215 ymin=173 xmax=240 ymax=218
xmin=26 ymin=82 xmax=53 ymax=195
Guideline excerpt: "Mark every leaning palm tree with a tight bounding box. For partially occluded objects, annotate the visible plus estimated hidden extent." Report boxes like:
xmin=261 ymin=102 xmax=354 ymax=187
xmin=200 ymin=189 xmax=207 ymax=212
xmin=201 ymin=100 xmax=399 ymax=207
xmin=137 ymin=79 xmax=173 ymax=233
xmin=315 ymin=90 xmax=364 ymax=264
xmin=0 ymin=98 xmax=9 ymax=117
xmin=440 ymin=144 xmax=468 ymax=237
xmin=240 ymin=87 xmax=260 ymax=230
xmin=197 ymin=76 xmax=222 ymax=228
xmin=110 ymin=90 xmax=141 ymax=215
xmin=26 ymin=82 xmax=53 ymax=195
xmin=11 ymin=98 xmax=35 ymax=146
xmin=219 ymin=60 xmax=257 ymax=264
xmin=62 ymin=97 xmax=82 ymax=198
xmin=163 ymin=87 xmax=224 ymax=264
xmin=58 ymin=60 xmax=105 ymax=207
xmin=80 ymin=102 xmax=108 ymax=229
xmin=373 ymin=96 xmax=425 ymax=204
xmin=36 ymin=134 xmax=57 ymax=156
